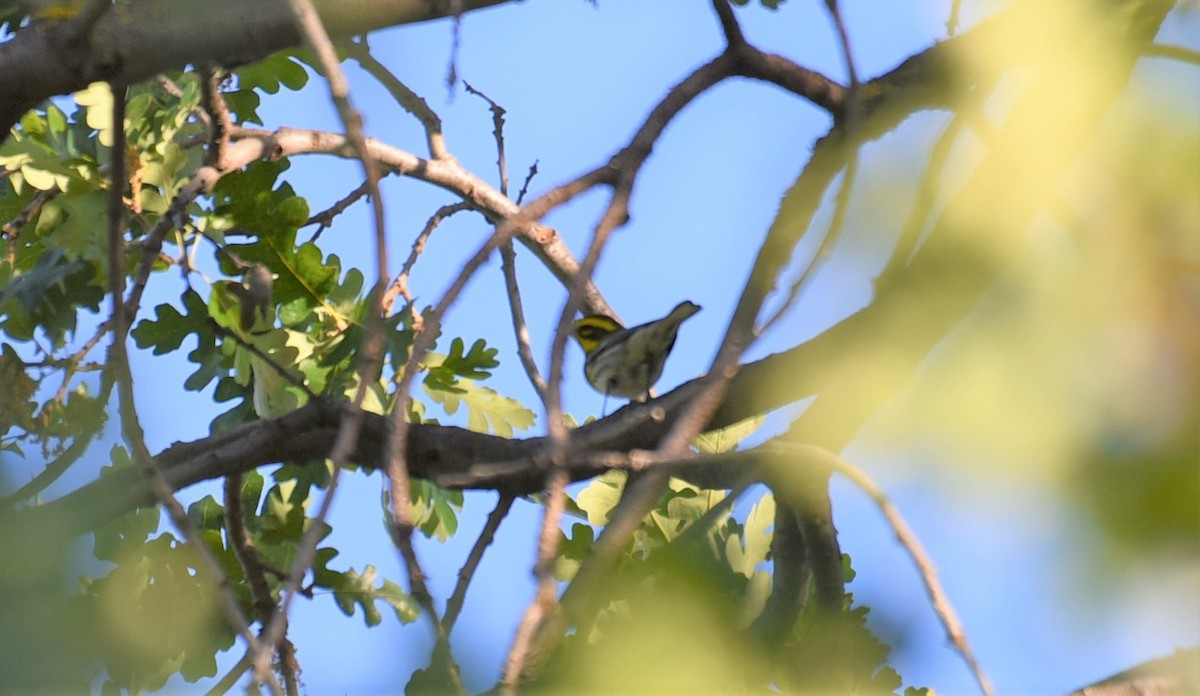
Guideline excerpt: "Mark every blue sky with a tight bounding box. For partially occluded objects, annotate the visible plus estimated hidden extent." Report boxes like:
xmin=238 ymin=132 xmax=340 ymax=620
xmin=7 ymin=1 xmax=1199 ymax=694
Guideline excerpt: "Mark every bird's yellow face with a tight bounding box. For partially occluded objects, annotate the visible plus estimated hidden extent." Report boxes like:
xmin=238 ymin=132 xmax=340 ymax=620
xmin=571 ymin=315 xmax=623 ymax=353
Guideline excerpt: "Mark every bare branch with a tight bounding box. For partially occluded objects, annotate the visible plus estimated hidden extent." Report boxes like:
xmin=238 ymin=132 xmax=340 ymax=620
xmin=442 ymin=493 xmax=515 ymax=634
xmin=1144 ymin=42 xmax=1200 ymax=65
xmin=465 ymin=88 xmax=549 ymax=398
xmin=499 ymin=240 xmax=548 ymax=399
xmin=227 ymin=126 xmax=615 ymax=317
xmin=875 ymin=114 xmax=968 ymax=286
xmin=383 ymin=201 xmax=478 ymax=316
xmin=823 ymin=0 xmax=860 ymax=89
xmin=304 ymin=180 xmax=371 ymax=242
xmin=769 ymin=442 xmax=995 ymax=696
xmin=464 ymin=81 xmax=509 ymax=196
xmin=500 ymin=467 xmax=568 ymax=693
xmin=199 ymin=66 xmax=233 ymax=170
xmin=223 ymin=474 xmax=300 ymax=694
xmin=515 ymin=161 xmax=538 ymax=206
xmin=946 ymin=0 xmax=963 ymax=36
xmin=759 ymin=148 xmax=859 ymax=335
xmin=346 ymin=37 xmax=448 ymax=159
xmin=711 ymin=0 xmax=745 ymax=47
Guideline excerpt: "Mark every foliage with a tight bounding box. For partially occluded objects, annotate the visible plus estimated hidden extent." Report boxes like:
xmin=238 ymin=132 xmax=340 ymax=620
xmin=1 ymin=1 xmax=1195 ymax=695
xmin=0 ymin=66 xmax=529 ymax=693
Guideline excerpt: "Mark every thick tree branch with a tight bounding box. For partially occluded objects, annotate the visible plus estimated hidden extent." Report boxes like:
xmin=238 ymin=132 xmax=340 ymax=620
xmin=0 ymin=0 xmax=512 ymax=138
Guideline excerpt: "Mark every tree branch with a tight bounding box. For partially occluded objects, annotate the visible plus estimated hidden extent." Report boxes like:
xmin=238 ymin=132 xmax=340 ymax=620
xmin=0 ymin=0 xmax=513 ymax=138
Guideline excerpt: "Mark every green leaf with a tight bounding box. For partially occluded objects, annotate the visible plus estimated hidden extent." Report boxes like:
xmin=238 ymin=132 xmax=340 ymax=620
xmin=424 ymin=338 xmax=500 ymax=393
xmin=221 ymin=88 xmax=263 ymax=125
xmin=555 ymin=522 xmax=595 ymax=582
xmin=187 ymin=495 xmax=225 ymax=532
xmin=239 ymin=471 xmax=266 ymax=521
xmin=444 ymin=337 xmax=499 ymax=379
xmin=329 ymin=565 xmax=419 ymax=627
xmin=694 ymin=415 xmax=765 ymax=454
xmin=134 ymin=291 xmax=225 ymax=390
xmin=404 ymin=480 xmax=464 ymax=542
xmin=0 ymin=120 xmax=81 ymax=192
xmin=140 ymin=139 xmax=195 ymax=199
xmin=82 ymin=529 xmax=233 ymax=692
xmin=42 ymin=191 xmax=108 ymax=265
xmin=423 ymin=377 xmax=535 ymax=437
xmin=741 ymin=493 xmax=775 ymax=573
xmin=132 ymin=303 xmax=191 ymax=355
xmin=259 ymin=480 xmax=310 ymax=544
xmin=649 ymin=487 xmax=722 ymax=544
xmin=75 ymin=82 xmax=115 ymax=147
xmin=237 ymin=53 xmax=311 ymax=95
xmin=0 ymin=344 xmax=38 ymax=434
xmin=185 ymin=341 xmax=229 ymax=392
xmin=576 ymin=470 xmax=627 ymax=527
xmin=0 ymin=248 xmax=103 ymax=346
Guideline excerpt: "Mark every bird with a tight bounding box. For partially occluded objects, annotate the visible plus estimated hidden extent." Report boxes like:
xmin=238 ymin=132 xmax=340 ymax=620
xmin=571 ymin=300 xmax=701 ymax=403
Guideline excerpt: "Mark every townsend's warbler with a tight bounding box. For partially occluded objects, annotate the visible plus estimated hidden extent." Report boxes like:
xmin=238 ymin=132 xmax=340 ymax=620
xmin=571 ymin=301 xmax=701 ymax=400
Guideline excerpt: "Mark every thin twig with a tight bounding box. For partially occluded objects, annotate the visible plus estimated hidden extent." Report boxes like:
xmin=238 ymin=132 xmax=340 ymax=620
xmin=946 ymin=0 xmax=963 ymax=36
xmin=466 ymin=83 xmax=547 ymax=399
xmin=500 ymin=467 xmax=567 ymax=694
xmin=2 ymin=412 xmax=104 ymax=508
xmin=386 ymin=168 xmax=612 ymax=688
xmin=199 ymin=65 xmax=232 ymax=170
xmin=823 ymin=0 xmax=860 ymax=89
xmin=759 ymin=141 xmax=859 ymax=336
xmin=1144 ymin=43 xmax=1200 ymax=65
xmin=1 ymin=317 xmax=114 ymax=508
xmin=304 ymin=180 xmax=371 ymax=242
xmin=499 ymin=241 xmax=548 ymax=399
xmin=125 ymin=163 xmax=222 ymax=321
xmin=504 ymin=182 xmax=634 ymax=688
xmin=208 ymin=319 xmax=318 ymax=399
xmin=223 ymin=474 xmax=278 ymax=627
xmin=442 ymin=493 xmax=515 ymax=634
xmin=381 ymin=163 xmax=613 ymax=691
xmin=156 ymin=74 xmax=195 ymax=104
xmin=511 ymin=4 xmax=787 ymax=680
xmin=515 ymin=161 xmax=538 ymax=206
xmin=346 ymin=37 xmax=447 ymax=159
xmin=2 ymin=187 xmax=56 ymax=265
xmin=227 ymin=125 xmax=617 ymax=317
xmin=459 ymin=80 xmax=568 ymax=691
xmin=444 ymin=0 xmax=464 ymax=90
xmin=382 ymin=201 xmax=478 ymax=316
xmin=223 ymin=474 xmax=300 ymax=694
xmin=875 ymin=115 xmax=967 ymax=287
xmin=464 ymin=81 xmax=508 ymax=196
xmin=758 ymin=0 xmax=860 ymax=335
xmin=515 ymin=5 xmax=862 ymax=677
